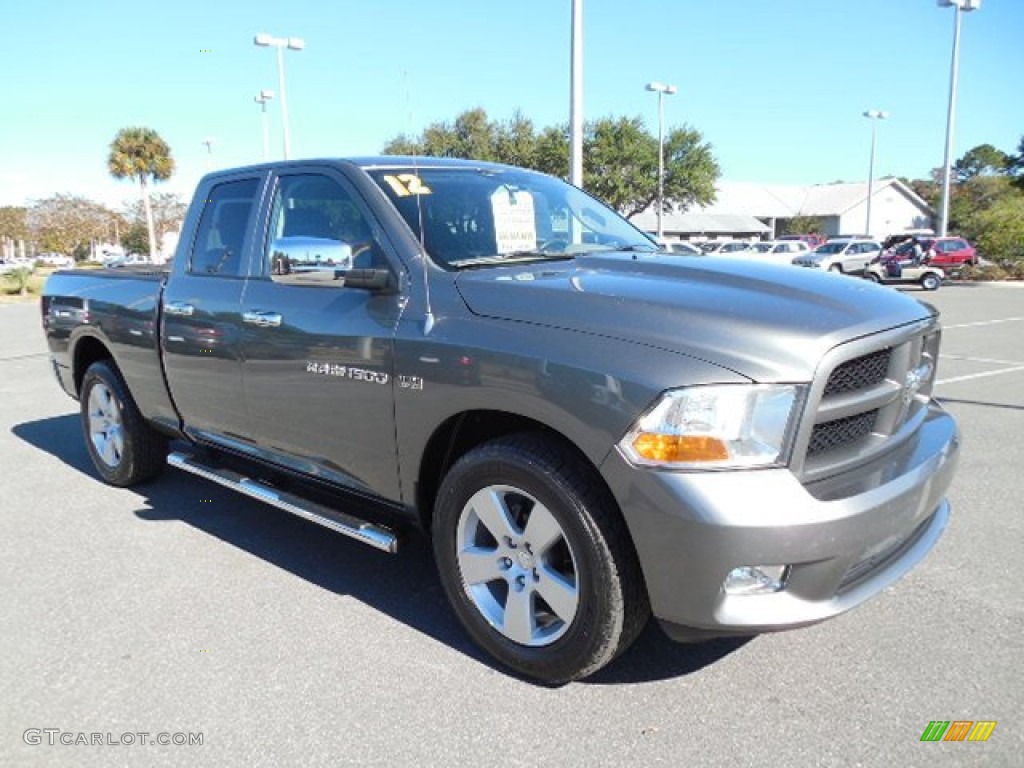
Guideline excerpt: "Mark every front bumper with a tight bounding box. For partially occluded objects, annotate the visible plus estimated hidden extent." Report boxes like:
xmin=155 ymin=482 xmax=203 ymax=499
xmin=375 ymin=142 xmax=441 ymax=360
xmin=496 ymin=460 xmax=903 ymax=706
xmin=600 ymin=401 xmax=959 ymax=638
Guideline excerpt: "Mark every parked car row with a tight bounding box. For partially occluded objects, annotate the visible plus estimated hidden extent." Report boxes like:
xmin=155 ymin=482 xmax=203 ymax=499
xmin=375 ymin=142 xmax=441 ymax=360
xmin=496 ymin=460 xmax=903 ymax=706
xmin=1 ymin=253 xmax=75 ymax=272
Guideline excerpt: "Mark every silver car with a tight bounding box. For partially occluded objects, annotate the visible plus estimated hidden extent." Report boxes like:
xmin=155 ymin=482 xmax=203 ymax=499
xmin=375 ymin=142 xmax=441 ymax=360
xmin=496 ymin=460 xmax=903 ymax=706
xmin=792 ymin=238 xmax=882 ymax=274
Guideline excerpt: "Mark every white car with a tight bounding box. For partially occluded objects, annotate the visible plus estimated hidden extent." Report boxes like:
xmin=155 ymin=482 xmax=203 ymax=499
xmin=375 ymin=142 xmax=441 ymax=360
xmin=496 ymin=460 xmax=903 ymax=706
xmin=702 ymin=240 xmax=755 ymax=256
xmin=37 ymin=253 xmax=74 ymax=268
xmin=1 ymin=257 xmax=36 ymax=273
xmin=729 ymin=240 xmax=811 ymax=266
xmin=654 ymin=239 xmax=703 ymax=256
xmin=791 ymin=238 xmax=882 ymax=274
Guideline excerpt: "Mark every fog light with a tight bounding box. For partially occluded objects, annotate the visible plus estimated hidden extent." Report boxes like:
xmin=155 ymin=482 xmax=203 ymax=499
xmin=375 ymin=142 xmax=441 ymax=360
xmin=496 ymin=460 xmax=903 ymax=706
xmin=724 ymin=565 xmax=789 ymax=595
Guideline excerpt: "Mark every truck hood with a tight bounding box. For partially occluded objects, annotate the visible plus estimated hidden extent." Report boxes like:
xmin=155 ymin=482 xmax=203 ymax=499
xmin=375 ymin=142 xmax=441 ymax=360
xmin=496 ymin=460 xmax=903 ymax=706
xmin=454 ymin=252 xmax=933 ymax=382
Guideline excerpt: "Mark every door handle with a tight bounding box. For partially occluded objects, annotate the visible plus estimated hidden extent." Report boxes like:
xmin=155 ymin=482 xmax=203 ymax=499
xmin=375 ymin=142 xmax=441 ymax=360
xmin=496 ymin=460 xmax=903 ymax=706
xmin=242 ymin=310 xmax=283 ymax=328
xmin=164 ymin=301 xmax=195 ymax=317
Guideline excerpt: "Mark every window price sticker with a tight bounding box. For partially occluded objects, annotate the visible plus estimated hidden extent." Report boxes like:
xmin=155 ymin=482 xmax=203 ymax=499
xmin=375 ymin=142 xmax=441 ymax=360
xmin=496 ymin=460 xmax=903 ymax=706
xmin=491 ymin=187 xmax=537 ymax=254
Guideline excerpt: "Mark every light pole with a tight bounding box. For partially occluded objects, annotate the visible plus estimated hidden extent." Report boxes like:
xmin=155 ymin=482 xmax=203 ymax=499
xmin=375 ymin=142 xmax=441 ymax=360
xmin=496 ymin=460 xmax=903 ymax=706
xmin=569 ymin=0 xmax=583 ymax=189
xmin=937 ymin=0 xmax=981 ymax=237
xmin=201 ymin=137 xmax=215 ymax=170
xmin=646 ymin=81 xmax=677 ymax=240
xmin=254 ymin=33 xmax=305 ymax=160
xmin=254 ymin=89 xmax=275 ymax=161
xmin=862 ymin=110 xmax=888 ymax=238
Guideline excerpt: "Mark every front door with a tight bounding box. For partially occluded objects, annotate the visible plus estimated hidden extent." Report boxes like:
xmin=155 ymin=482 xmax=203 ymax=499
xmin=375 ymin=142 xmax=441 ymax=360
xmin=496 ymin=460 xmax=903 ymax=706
xmin=238 ymin=169 xmax=405 ymax=500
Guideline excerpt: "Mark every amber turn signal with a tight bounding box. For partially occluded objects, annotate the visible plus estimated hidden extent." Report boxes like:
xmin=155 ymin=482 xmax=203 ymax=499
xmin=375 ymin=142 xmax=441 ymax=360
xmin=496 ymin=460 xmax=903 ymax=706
xmin=631 ymin=433 xmax=730 ymax=463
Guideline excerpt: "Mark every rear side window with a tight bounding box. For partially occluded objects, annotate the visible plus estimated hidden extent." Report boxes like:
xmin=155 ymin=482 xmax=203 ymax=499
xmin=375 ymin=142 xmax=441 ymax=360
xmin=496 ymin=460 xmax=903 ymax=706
xmin=189 ymin=178 xmax=261 ymax=276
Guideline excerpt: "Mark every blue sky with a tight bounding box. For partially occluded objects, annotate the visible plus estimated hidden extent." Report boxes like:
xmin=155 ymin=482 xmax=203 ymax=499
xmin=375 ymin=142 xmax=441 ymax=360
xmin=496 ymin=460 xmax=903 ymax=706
xmin=2 ymin=0 xmax=1021 ymax=210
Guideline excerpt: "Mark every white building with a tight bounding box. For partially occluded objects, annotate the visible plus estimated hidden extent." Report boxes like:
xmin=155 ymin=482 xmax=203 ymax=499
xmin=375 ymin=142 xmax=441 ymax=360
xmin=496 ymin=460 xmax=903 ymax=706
xmin=633 ymin=178 xmax=935 ymax=241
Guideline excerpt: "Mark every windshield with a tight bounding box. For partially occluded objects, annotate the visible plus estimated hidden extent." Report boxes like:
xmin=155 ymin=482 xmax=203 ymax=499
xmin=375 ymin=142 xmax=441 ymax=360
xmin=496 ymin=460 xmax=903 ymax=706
xmin=366 ymin=165 xmax=656 ymax=269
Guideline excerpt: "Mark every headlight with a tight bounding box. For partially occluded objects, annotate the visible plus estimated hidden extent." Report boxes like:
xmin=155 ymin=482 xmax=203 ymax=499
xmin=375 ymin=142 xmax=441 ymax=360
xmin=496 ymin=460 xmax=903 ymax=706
xmin=620 ymin=384 xmax=802 ymax=469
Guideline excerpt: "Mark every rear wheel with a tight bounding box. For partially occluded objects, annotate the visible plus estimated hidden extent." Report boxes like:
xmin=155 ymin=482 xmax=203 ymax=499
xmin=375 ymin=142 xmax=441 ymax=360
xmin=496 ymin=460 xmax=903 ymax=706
xmin=921 ymin=273 xmax=941 ymax=291
xmin=433 ymin=434 xmax=649 ymax=684
xmin=80 ymin=361 xmax=167 ymax=487
xmin=865 ymin=272 xmax=882 ymax=283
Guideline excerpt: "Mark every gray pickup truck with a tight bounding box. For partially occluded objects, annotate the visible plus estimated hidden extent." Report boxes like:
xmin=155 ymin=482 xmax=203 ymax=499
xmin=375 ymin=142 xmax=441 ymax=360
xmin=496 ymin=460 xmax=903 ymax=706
xmin=42 ymin=157 xmax=959 ymax=683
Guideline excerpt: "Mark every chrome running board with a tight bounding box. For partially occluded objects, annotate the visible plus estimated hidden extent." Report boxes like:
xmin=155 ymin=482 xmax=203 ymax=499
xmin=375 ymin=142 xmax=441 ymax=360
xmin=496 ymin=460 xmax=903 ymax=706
xmin=167 ymin=451 xmax=398 ymax=553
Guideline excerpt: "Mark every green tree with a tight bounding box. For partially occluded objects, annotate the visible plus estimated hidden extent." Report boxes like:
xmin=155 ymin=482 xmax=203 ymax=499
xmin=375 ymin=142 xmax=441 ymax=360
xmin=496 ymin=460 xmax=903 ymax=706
xmin=583 ymin=117 xmax=718 ymax=218
xmin=108 ymin=127 xmax=174 ymax=260
xmin=1009 ymin=134 xmax=1024 ymax=191
xmin=0 ymin=206 xmax=29 ymax=260
xmin=382 ymin=109 xmax=720 ymax=217
xmin=778 ymin=215 xmax=826 ymax=236
xmin=7 ymin=266 xmax=34 ymax=297
xmin=953 ymin=143 xmax=1011 ymax=182
xmin=971 ymin=195 xmax=1024 ymax=265
xmin=949 ymin=175 xmax=1017 ymax=236
xmin=121 ymin=223 xmax=150 ymax=256
xmin=533 ymin=125 xmax=570 ymax=178
xmin=121 ymin=191 xmax=186 ymax=250
xmin=26 ymin=195 xmax=115 ymax=259
xmin=901 ymin=177 xmax=940 ymax=208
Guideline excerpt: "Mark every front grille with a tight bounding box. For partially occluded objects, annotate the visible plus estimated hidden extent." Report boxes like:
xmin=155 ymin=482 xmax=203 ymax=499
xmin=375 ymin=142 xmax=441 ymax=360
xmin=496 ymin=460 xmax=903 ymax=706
xmin=795 ymin=323 xmax=939 ymax=481
xmin=823 ymin=348 xmax=892 ymax=396
xmin=808 ymin=411 xmax=877 ymax=456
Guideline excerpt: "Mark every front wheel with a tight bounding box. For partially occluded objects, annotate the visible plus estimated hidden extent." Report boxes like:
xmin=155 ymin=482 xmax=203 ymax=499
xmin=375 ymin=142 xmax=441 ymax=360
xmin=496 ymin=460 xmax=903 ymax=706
xmin=829 ymin=263 xmax=843 ymax=274
xmin=433 ymin=434 xmax=649 ymax=684
xmin=80 ymin=361 xmax=167 ymax=487
xmin=865 ymin=272 xmax=882 ymax=283
xmin=921 ymin=273 xmax=942 ymax=291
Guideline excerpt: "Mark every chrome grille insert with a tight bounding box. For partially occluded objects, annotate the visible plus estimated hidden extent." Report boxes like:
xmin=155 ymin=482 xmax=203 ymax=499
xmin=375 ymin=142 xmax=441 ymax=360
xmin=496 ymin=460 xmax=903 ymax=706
xmin=823 ymin=348 xmax=891 ymax=396
xmin=808 ymin=410 xmax=878 ymax=456
xmin=793 ymin=319 xmax=940 ymax=482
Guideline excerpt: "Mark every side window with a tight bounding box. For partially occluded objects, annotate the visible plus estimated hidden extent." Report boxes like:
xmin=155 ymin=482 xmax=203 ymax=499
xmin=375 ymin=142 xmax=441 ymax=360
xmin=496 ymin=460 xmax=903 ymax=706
xmin=266 ymin=174 xmax=381 ymax=286
xmin=189 ymin=178 xmax=260 ymax=276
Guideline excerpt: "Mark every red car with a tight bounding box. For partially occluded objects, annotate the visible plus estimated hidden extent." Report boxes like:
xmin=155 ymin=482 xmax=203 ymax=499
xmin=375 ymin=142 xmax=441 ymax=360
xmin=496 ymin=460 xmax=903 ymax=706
xmin=921 ymin=237 xmax=977 ymax=270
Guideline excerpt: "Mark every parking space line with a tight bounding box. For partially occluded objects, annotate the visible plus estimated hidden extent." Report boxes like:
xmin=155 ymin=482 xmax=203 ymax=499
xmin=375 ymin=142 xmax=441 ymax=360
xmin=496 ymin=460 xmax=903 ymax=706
xmin=941 ymin=354 xmax=1024 ymax=366
xmin=943 ymin=317 xmax=1024 ymax=330
xmin=0 ymin=353 xmax=49 ymax=363
xmin=936 ymin=365 xmax=1024 ymax=386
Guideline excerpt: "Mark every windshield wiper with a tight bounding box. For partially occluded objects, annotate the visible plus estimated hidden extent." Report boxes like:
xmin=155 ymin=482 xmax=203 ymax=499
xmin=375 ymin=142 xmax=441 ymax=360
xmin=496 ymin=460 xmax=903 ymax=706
xmin=448 ymin=251 xmax=575 ymax=268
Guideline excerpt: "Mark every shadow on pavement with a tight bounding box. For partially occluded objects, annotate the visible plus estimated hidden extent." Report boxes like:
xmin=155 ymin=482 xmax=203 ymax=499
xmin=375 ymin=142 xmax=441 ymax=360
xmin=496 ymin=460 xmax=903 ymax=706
xmin=13 ymin=413 xmax=745 ymax=686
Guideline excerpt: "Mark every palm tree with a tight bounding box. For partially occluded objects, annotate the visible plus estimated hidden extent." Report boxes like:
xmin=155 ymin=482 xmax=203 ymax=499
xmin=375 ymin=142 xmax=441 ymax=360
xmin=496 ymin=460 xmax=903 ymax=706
xmin=108 ymin=128 xmax=174 ymax=260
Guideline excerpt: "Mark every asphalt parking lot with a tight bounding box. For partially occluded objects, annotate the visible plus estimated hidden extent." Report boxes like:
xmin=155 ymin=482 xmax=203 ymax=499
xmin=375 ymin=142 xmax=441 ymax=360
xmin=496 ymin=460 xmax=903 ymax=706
xmin=1 ymin=282 xmax=1021 ymax=768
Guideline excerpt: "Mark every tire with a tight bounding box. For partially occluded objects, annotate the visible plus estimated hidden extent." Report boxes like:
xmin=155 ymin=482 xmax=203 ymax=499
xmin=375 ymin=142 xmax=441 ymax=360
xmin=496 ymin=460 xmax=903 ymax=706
xmin=865 ymin=272 xmax=881 ymax=283
xmin=432 ymin=433 xmax=649 ymax=684
xmin=829 ymin=263 xmax=843 ymax=274
xmin=80 ymin=360 xmax=167 ymax=487
xmin=921 ymin=273 xmax=941 ymax=291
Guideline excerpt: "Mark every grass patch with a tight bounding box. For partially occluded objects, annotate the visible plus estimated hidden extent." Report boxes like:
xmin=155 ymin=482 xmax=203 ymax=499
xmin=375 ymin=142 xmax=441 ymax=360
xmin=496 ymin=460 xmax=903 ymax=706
xmin=0 ymin=271 xmax=47 ymax=301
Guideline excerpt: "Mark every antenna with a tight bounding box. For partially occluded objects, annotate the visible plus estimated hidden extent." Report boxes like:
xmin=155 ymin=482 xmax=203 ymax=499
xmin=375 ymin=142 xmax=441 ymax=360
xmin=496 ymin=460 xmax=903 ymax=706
xmin=405 ymin=69 xmax=434 ymax=335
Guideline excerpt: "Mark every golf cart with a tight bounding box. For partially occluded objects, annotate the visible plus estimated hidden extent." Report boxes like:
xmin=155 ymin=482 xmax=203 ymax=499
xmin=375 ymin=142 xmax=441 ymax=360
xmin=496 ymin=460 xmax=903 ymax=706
xmin=863 ymin=243 xmax=944 ymax=291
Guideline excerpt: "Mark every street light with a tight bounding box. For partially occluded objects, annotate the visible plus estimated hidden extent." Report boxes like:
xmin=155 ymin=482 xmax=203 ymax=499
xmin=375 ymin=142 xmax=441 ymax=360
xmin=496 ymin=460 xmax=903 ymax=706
xmin=937 ymin=0 xmax=981 ymax=237
xmin=254 ymin=89 xmax=275 ymax=161
xmin=201 ymin=137 xmax=215 ymax=171
xmin=254 ymin=33 xmax=305 ymax=159
xmin=569 ymin=0 xmax=584 ymax=189
xmin=862 ymin=110 xmax=888 ymax=238
xmin=645 ymin=81 xmax=677 ymax=240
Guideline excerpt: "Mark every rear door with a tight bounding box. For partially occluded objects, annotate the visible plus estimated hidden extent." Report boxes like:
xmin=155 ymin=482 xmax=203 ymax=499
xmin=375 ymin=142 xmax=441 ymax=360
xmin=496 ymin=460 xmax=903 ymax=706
xmin=162 ymin=174 xmax=264 ymax=448
xmin=237 ymin=166 xmax=406 ymax=499
xmin=849 ymin=242 xmax=879 ymax=272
